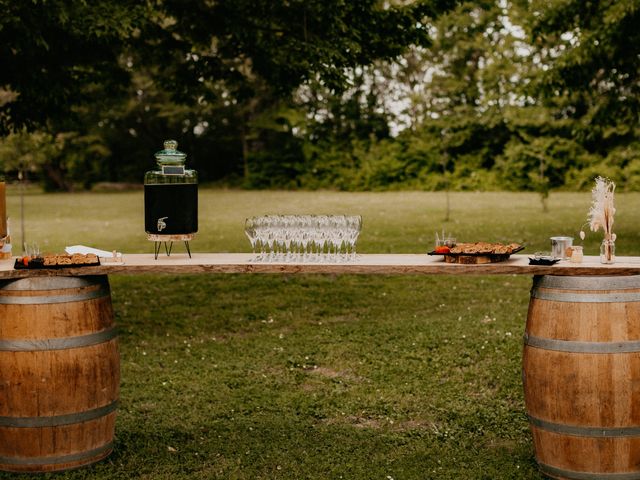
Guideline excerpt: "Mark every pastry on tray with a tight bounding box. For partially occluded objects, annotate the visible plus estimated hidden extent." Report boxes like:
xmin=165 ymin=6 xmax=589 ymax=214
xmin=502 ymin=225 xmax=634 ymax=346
xmin=43 ymin=253 xmax=99 ymax=266
xmin=449 ymin=242 xmax=522 ymax=255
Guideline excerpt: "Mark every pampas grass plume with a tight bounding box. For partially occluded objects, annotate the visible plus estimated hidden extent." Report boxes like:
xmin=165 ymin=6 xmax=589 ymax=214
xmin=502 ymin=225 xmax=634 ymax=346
xmin=588 ymin=176 xmax=615 ymax=236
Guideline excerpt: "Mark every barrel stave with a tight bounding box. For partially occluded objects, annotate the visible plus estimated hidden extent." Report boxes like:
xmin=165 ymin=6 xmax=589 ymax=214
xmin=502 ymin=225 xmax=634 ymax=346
xmin=0 ymin=346 xmax=119 ymax=418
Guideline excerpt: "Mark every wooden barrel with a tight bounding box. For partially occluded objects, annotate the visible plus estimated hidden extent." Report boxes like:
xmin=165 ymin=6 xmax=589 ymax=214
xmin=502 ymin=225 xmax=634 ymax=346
xmin=523 ymin=275 xmax=640 ymax=480
xmin=0 ymin=276 xmax=119 ymax=472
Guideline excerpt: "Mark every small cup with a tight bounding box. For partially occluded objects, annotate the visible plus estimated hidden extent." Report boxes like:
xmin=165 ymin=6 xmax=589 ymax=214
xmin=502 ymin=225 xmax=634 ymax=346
xmin=23 ymin=242 xmax=41 ymax=258
xmin=569 ymin=246 xmax=584 ymax=263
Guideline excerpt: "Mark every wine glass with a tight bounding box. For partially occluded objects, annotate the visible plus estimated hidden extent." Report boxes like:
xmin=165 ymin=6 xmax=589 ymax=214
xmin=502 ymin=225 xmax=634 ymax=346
xmin=346 ymin=215 xmax=362 ymax=260
xmin=316 ymin=215 xmax=330 ymax=261
xmin=24 ymin=242 xmax=41 ymax=258
xmin=244 ymin=218 xmax=258 ymax=259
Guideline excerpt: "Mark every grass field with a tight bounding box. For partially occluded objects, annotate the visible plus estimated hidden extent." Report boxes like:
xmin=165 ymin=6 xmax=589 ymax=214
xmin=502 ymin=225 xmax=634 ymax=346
xmin=2 ymin=189 xmax=640 ymax=479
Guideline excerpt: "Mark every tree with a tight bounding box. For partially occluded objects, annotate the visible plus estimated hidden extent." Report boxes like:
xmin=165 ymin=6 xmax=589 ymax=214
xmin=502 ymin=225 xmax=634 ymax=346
xmin=137 ymin=0 xmax=456 ymax=182
xmin=147 ymin=0 xmax=452 ymax=99
xmin=1 ymin=0 xmax=457 ymax=188
xmin=0 ymin=130 xmax=110 ymax=191
xmin=0 ymin=0 xmax=147 ymax=135
xmin=527 ymin=0 xmax=640 ymax=155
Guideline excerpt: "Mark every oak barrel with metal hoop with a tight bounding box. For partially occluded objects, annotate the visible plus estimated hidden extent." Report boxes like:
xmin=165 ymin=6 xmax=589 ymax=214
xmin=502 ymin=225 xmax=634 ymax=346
xmin=0 ymin=276 xmax=119 ymax=472
xmin=523 ymin=275 xmax=640 ymax=480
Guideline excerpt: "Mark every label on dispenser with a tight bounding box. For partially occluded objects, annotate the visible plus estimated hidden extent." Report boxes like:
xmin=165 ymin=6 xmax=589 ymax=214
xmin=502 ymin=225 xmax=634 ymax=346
xmin=162 ymin=165 xmax=185 ymax=175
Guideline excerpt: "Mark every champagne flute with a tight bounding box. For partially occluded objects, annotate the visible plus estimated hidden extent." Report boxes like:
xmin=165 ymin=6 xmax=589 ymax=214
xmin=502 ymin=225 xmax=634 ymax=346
xmin=346 ymin=215 xmax=362 ymax=260
xmin=244 ymin=218 xmax=258 ymax=260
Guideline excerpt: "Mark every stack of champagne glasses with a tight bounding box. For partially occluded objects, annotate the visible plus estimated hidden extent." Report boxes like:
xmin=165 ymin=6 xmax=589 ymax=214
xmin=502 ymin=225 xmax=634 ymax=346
xmin=244 ymin=215 xmax=362 ymax=262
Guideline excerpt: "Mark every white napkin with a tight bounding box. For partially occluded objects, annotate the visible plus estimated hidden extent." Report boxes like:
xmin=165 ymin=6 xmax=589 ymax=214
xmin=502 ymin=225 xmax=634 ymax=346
xmin=65 ymin=245 xmax=120 ymax=258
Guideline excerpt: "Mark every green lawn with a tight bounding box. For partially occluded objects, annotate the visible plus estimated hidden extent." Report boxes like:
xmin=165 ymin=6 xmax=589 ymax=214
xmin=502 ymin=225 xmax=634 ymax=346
xmin=2 ymin=189 xmax=639 ymax=479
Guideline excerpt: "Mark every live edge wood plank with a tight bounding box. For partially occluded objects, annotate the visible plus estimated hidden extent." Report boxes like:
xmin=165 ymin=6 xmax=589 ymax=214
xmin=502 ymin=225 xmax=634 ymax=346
xmin=2 ymin=254 xmax=640 ymax=278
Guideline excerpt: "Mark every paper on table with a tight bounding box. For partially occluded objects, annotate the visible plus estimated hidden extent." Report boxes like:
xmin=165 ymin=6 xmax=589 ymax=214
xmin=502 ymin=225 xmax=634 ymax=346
xmin=65 ymin=245 xmax=121 ymax=258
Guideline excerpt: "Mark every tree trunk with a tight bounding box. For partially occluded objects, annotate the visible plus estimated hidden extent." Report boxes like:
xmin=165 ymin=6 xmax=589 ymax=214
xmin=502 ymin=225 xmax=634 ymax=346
xmin=241 ymin=123 xmax=250 ymax=180
xmin=42 ymin=163 xmax=73 ymax=191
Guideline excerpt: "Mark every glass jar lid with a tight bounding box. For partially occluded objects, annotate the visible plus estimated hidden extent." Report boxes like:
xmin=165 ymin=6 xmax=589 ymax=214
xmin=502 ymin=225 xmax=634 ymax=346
xmin=154 ymin=140 xmax=186 ymax=166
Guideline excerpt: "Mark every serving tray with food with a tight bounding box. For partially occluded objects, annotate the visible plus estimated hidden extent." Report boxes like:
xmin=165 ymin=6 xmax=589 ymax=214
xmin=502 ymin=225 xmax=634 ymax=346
xmin=14 ymin=253 xmax=100 ymax=269
xmin=429 ymin=242 xmax=524 ymax=264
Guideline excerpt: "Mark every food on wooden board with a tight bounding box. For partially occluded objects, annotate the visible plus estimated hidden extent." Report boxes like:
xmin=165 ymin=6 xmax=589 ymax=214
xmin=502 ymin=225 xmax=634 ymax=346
xmin=449 ymin=242 xmax=521 ymax=255
xmin=16 ymin=253 xmax=99 ymax=268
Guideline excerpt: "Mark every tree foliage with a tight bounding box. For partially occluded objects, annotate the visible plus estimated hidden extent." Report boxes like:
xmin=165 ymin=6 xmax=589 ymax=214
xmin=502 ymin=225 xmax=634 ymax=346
xmin=1 ymin=0 xmax=456 ymax=189
xmin=530 ymin=0 xmax=640 ymax=140
xmin=0 ymin=0 xmax=639 ymax=192
xmin=151 ymin=0 xmax=446 ymax=98
xmin=0 ymin=0 xmax=146 ymax=134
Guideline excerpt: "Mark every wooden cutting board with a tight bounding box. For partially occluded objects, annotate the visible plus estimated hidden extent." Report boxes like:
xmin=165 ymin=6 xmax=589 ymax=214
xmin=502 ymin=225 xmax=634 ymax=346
xmin=444 ymin=254 xmax=512 ymax=264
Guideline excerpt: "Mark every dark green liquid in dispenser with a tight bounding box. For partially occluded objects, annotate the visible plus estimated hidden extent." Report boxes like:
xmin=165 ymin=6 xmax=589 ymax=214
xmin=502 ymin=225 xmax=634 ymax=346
xmin=144 ymin=184 xmax=198 ymax=234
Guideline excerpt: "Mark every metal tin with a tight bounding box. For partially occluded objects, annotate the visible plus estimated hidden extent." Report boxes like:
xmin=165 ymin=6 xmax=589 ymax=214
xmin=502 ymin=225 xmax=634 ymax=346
xmin=550 ymin=236 xmax=573 ymax=259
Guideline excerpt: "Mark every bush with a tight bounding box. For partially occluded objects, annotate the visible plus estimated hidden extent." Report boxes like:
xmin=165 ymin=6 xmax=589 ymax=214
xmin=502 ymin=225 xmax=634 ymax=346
xmin=0 ymin=130 xmax=110 ymax=191
xmin=496 ymin=137 xmax=598 ymax=192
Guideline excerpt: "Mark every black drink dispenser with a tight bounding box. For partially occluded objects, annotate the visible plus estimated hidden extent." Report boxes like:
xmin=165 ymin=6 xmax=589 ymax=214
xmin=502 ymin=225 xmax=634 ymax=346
xmin=144 ymin=140 xmax=198 ymax=257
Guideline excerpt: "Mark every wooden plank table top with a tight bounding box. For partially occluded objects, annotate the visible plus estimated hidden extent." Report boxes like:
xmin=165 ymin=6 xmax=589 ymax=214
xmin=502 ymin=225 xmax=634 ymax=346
xmin=2 ymin=253 xmax=640 ymax=278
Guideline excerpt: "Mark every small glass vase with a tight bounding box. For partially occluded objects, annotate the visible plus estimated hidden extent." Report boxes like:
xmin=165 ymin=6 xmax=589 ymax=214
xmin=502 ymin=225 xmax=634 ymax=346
xmin=600 ymin=238 xmax=615 ymax=264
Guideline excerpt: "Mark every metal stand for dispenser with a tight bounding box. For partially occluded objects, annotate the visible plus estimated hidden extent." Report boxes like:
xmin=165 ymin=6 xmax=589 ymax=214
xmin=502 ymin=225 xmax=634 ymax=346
xmin=147 ymin=234 xmax=194 ymax=260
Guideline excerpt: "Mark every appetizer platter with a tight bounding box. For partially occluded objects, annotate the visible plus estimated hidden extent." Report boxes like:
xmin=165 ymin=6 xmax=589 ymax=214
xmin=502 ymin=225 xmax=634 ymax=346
xmin=429 ymin=242 xmax=524 ymax=264
xmin=14 ymin=253 xmax=100 ymax=269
